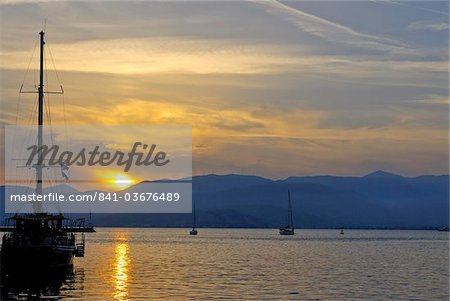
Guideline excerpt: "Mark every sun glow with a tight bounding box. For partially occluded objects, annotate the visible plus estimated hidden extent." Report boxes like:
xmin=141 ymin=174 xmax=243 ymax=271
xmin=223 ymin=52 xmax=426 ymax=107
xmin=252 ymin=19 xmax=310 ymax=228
xmin=113 ymin=174 xmax=134 ymax=189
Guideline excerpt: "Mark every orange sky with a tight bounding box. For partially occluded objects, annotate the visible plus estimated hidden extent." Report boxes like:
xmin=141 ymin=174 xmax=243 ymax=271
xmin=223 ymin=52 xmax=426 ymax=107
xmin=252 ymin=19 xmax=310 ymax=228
xmin=0 ymin=0 xmax=448 ymax=179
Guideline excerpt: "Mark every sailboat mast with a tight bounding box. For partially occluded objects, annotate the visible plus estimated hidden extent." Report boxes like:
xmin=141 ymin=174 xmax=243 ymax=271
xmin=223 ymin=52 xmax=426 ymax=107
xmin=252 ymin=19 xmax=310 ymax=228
xmin=288 ymin=190 xmax=293 ymax=228
xmin=193 ymin=200 xmax=196 ymax=228
xmin=35 ymin=30 xmax=45 ymax=212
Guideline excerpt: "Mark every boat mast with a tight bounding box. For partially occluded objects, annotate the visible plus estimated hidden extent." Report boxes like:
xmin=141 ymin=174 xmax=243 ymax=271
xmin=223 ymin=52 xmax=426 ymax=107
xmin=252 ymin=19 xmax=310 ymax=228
xmin=192 ymin=200 xmax=196 ymax=229
xmin=288 ymin=190 xmax=293 ymax=228
xmin=35 ymin=30 xmax=45 ymax=213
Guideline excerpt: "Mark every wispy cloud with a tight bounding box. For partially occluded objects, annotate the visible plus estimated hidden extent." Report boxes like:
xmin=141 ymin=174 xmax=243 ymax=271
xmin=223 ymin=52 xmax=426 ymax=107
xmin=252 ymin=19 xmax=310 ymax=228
xmin=403 ymin=94 xmax=450 ymax=105
xmin=408 ymin=20 xmax=449 ymax=32
xmin=255 ymin=0 xmax=416 ymax=57
xmin=376 ymin=0 xmax=449 ymax=17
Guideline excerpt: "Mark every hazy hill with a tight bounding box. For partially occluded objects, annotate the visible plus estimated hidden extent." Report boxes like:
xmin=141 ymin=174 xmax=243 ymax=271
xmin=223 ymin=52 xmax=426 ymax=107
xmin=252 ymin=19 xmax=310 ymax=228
xmin=1 ymin=171 xmax=448 ymax=229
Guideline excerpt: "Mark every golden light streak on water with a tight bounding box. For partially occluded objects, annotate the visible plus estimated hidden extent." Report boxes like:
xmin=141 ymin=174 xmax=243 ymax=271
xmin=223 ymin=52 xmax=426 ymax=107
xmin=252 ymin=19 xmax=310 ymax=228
xmin=113 ymin=242 xmax=130 ymax=301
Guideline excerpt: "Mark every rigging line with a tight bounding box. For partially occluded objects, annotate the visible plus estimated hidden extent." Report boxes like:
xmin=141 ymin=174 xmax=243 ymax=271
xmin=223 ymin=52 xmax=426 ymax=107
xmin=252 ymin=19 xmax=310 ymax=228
xmin=10 ymin=94 xmax=23 ymax=184
xmin=44 ymin=95 xmax=51 ymax=142
xmin=19 ymin=35 xmax=39 ymax=91
xmin=47 ymin=95 xmax=56 ymax=147
xmin=43 ymin=52 xmax=58 ymax=214
xmin=33 ymin=60 xmax=37 ymax=89
xmin=42 ymin=166 xmax=50 ymax=213
xmin=44 ymin=168 xmax=61 ymax=212
xmin=24 ymin=87 xmax=38 ymax=128
xmin=62 ymin=93 xmax=69 ymax=149
xmin=14 ymin=92 xmax=22 ymax=126
xmin=44 ymin=94 xmax=56 ymax=155
xmin=44 ymin=54 xmax=55 ymax=148
xmin=52 ymin=172 xmax=62 ymax=215
xmin=15 ymin=94 xmax=37 ymax=189
xmin=13 ymin=96 xmax=38 ymax=214
xmin=25 ymin=100 xmax=39 ymax=179
xmin=16 ymin=174 xmax=35 ymax=214
xmin=15 ymin=36 xmax=38 ymax=128
xmin=28 ymin=90 xmax=38 ymax=126
xmin=48 ymin=40 xmax=68 ymax=151
xmin=47 ymin=43 xmax=63 ymax=90
xmin=23 ymin=93 xmax=38 ymax=150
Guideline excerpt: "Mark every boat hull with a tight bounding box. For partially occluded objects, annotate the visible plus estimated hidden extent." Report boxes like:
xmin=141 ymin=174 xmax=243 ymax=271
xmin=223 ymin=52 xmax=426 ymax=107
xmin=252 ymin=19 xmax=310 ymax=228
xmin=1 ymin=244 xmax=75 ymax=269
xmin=1 ymin=259 xmax=74 ymax=299
xmin=279 ymin=229 xmax=295 ymax=235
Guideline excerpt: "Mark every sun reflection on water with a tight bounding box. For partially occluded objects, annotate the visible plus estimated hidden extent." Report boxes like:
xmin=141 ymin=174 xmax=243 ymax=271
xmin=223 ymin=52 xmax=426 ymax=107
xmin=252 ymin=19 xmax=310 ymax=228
xmin=113 ymin=242 xmax=130 ymax=301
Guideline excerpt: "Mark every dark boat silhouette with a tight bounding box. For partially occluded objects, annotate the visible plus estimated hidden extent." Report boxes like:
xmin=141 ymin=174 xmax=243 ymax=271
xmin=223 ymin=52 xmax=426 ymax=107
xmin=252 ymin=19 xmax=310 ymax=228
xmin=190 ymin=199 xmax=198 ymax=235
xmin=0 ymin=30 xmax=95 ymax=272
xmin=1 ymin=263 xmax=75 ymax=300
xmin=279 ymin=190 xmax=295 ymax=235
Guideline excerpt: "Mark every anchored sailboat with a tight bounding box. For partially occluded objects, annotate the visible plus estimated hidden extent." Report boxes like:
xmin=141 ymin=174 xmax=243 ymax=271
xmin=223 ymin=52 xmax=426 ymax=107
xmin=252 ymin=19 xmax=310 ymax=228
xmin=1 ymin=30 xmax=95 ymax=270
xmin=279 ymin=190 xmax=295 ymax=235
xmin=190 ymin=199 xmax=198 ymax=235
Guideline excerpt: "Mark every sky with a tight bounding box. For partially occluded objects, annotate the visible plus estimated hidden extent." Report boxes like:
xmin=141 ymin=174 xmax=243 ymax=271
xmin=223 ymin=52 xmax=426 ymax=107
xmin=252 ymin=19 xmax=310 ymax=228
xmin=0 ymin=0 xmax=449 ymax=179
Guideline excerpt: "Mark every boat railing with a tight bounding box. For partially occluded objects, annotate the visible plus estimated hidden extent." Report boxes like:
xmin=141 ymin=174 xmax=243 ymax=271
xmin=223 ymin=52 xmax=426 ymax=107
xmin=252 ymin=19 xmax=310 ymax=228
xmin=62 ymin=217 xmax=95 ymax=232
xmin=1 ymin=231 xmax=76 ymax=246
xmin=74 ymin=233 xmax=85 ymax=257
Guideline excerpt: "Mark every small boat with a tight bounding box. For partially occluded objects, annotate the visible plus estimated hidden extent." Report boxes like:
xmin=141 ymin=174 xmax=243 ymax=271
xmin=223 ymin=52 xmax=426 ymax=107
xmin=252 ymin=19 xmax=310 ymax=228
xmin=279 ymin=190 xmax=295 ymax=235
xmin=340 ymin=227 xmax=344 ymax=235
xmin=437 ymin=227 xmax=449 ymax=232
xmin=190 ymin=199 xmax=198 ymax=235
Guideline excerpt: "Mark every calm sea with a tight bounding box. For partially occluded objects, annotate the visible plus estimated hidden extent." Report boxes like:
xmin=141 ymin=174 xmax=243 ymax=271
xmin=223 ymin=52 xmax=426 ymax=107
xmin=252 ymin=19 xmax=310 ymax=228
xmin=2 ymin=228 xmax=449 ymax=300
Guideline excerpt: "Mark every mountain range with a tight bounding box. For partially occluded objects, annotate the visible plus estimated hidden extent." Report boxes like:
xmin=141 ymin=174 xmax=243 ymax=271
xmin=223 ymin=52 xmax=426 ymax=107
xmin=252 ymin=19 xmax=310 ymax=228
xmin=1 ymin=170 xmax=448 ymax=229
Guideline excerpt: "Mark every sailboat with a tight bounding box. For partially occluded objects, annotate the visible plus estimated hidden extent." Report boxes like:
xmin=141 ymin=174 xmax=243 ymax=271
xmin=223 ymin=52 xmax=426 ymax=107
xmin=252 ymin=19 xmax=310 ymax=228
xmin=279 ymin=190 xmax=295 ymax=235
xmin=190 ymin=199 xmax=198 ymax=235
xmin=0 ymin=30 xmax=95 ymax=270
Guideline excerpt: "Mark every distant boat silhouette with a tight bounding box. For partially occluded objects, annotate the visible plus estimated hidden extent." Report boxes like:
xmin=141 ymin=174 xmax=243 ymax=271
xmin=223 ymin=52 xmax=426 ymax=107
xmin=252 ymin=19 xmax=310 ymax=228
xmin=190 ymin=199 xmax=198 ymax=235
xmin=437 ymin=227 xmax=449 ymax=232
xmin=279 ymin=190 xmax=295 ymax=235
xmin=340 ymin=227 xmax=344 ymax=235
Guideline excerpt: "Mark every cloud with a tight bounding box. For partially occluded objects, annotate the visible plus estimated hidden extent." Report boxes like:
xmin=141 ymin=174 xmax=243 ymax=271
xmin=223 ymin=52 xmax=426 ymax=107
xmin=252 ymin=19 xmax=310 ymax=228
xmin=254 ymin=0 xmax=417 ymax=57
xmin=1 ymin=1 xmax=448 ymax=178
xmin=317 ymin=111 xmax=399 ymax=130
xmin=0 ymin=37 xmax=307 ymax=75
xmin=377 ymin=0 xmax=449 ymax=17
xmin=408 ymin=20 xmax=449 ymax=32
xmin=403 ymin=94 xmax=450 ymax=105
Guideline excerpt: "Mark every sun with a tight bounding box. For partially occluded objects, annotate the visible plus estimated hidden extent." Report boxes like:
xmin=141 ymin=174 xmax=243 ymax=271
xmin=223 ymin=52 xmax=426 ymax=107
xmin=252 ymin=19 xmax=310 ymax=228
xmin=113 ymin=174 xmax=134 ymax=189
